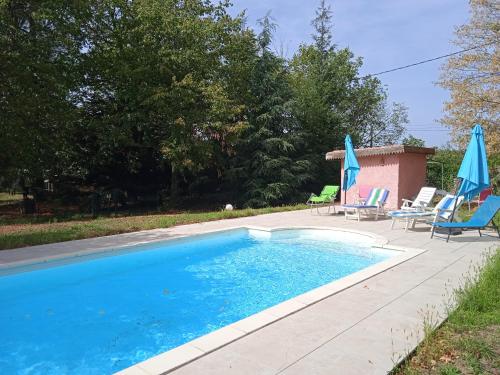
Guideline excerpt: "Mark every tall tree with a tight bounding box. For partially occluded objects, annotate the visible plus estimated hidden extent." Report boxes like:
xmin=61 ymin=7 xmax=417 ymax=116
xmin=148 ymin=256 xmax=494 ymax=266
xmin=0 ymin=0 xmax=257 ymax=201
xmin=438 ymin=0 xmax=499 ymax=154
xmin=232 ymin=15 xmax=311 ymax=207
xmin=290 ymin=0 xmax=403 ymax=190
xmin=357 ymin=101 xmax=408 ymax=147
xmin=73 ymin=0 xmax=253 ymax=197
xmin=311 ymin=0 xmax=333 ymax=55
xmin=0 ymin=0 xmax=88 ymax=189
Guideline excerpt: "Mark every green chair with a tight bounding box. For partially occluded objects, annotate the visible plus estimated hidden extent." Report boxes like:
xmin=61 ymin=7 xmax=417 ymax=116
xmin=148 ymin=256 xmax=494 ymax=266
xmin=306 ymin=185 xmax=340 ymax=214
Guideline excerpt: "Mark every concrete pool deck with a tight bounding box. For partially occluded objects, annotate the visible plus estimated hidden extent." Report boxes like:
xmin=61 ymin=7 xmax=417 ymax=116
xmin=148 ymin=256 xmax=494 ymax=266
xmin=1 ymin=208 xmax=498 ymax=374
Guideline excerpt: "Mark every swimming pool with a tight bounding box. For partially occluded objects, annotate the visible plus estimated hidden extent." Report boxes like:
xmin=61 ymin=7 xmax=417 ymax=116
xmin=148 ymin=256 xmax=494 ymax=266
xmin=0 ymin=228 xmax=396 ymax=374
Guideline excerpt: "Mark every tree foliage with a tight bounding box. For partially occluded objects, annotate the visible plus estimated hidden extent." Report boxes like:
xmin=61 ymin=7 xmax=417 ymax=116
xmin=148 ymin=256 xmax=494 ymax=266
xmin=0 ymin=0 xmax=413 ymax=208
xmin=289 ymin=3 xmax=408 ymax=189
xmin=311 ymin=0 xmax=333 ymax=55
xmin=356 ymin=101 xmax=408 ymax=147
xmin=427 ymin=148 xmax=464 ymax=192
xmin=0 ymin=0 xmax=86 ymax=186
xmin=231 ymin=16 xmax=311 ymax=207
xmin=438 ymin=0 xmax=499 ymax=155
xmin=78 ymin=0 xmax=253 ymax=197
xmin=402 ymin=135 xmax=426 ymax=147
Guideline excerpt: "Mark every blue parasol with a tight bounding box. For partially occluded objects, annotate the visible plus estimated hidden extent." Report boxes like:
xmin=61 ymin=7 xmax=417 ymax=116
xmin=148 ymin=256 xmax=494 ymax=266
xmin=343 ymin=135 xmax=360 ymax=203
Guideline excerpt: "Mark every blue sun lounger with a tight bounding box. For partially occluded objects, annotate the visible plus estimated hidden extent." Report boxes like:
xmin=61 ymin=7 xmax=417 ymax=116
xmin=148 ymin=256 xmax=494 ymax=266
xmin=431 ymin=195 xmax=500 ymax=242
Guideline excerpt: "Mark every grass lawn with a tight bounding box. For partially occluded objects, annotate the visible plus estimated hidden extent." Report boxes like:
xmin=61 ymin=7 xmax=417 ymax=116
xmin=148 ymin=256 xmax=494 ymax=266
xmin=0 ymin=204 xmax=307 ymax=250
xmin=0 ymin=192 xmax=23 ymax=205
xmin=394 ymin=249 xmax=500 ymax=375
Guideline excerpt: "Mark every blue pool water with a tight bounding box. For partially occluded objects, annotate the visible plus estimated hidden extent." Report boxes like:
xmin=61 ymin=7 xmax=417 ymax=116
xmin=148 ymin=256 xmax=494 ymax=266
xmin=0 ymin=228 xmax=395 ymax=374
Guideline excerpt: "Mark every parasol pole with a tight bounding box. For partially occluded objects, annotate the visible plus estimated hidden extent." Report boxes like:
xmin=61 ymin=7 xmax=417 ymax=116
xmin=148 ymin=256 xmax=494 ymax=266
xmin=343 ymin=171 xmax=347 ymax=204
xmin=443 ymin=178 xmax=463 ymax=241
xmin=449 ymin=177 xmax=463 ymax=223
xmin=434 ymin=177 xmax=463 ymax=241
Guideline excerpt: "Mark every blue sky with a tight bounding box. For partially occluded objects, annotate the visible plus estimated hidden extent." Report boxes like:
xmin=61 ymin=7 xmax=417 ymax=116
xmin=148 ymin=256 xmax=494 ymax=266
xmin=228 ymin=0 xmax=470 ymax=147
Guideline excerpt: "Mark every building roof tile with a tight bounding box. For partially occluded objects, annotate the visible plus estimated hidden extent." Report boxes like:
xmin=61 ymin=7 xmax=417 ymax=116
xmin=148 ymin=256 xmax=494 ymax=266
xmin=325 ymin=145 xmax=435 ymax=160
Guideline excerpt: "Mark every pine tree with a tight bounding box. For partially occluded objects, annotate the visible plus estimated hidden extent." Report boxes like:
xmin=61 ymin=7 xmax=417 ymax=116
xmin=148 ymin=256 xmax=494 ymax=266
xmin=311 ymin=0 xmax=333 ymax=54
xmin=235 ymin=15 xmax=311 ymax=207
xmin=290 ymin=0 xmax=409 ymax=192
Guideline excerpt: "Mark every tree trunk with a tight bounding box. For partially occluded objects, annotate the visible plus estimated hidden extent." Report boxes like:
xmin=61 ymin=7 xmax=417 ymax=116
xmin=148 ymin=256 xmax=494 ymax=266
xmin=170 ymin=164 xmax=179 ymax=200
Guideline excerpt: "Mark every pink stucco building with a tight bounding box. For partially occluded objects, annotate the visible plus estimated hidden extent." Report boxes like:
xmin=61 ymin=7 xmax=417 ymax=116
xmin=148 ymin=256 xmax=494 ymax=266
xmin=326 ymin=145 xmax=436 ymax=210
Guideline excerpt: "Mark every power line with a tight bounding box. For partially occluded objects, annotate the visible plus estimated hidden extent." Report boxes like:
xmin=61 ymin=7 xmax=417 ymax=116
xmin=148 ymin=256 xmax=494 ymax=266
xmin=405 ymin=126 xmax=451 ymax=132
xmin=406 ymin=126 xmax=448 ymax=129
xmin=408 ymin=130 xmax=450 ymax=132
xmin=362 ymin=40 xmax=499 ymax=78
xmin=405 ymin=125 xmax=450 ymax=129
xmin=407 ymin=127 xmax=449 ymax=130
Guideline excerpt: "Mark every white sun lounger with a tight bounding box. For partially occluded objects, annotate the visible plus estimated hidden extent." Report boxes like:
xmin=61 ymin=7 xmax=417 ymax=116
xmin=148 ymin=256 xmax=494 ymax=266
xmin=388 ymin=194 xmax=464 ymax=231
xmin=400 ymin=187 xmax=437 ymax=211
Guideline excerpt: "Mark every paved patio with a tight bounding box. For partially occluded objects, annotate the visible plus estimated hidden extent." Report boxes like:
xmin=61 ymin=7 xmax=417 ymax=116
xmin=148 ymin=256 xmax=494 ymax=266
xmin=1 ymin=208 xmax=498 ymax=375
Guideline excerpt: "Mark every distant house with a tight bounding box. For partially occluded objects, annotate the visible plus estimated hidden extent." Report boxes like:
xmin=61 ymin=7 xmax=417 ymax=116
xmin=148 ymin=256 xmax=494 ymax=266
xmin=326 ymin=145 xmax=436 ymax=209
